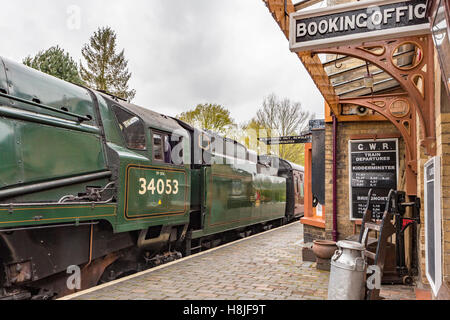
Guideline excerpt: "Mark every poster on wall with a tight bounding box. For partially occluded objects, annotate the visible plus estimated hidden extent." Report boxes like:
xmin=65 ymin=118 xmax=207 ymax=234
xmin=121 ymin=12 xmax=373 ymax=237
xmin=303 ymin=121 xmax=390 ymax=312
xmin=424 ymin=156 xmax=442 ymax=296
xmin=349 ymin=139 xmax=398 ymax=220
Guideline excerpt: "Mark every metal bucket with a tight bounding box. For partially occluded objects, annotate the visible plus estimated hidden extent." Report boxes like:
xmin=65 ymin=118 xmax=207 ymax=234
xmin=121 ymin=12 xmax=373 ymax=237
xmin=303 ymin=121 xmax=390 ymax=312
xmin=327 ymin=240 xmax=367 ymax=300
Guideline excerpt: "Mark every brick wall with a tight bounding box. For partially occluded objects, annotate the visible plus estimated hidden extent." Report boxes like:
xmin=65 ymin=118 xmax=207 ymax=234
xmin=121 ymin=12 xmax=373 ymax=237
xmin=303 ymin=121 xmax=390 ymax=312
xmin=414 ymin=55 xmax=450 ymax=298
xmin=312 ymin=54 xmax=449 ymax=299
xmin=323 ymin=121 xmax=406 ymax=241
xmin=303 ymin=224 xmax=326 ymax=243
xmin=432 ymin=54 xmax=450 ymax=297
xmin=416 ymin=116 xmax=429 ymax=287
xmin=436 ymin=111 xmax=450 ymax=297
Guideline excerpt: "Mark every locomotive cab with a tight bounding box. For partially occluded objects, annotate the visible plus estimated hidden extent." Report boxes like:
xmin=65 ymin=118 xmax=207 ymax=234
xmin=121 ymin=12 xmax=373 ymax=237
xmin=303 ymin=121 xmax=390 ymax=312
xmin=96 ymin=93 xmax=192 ymax=246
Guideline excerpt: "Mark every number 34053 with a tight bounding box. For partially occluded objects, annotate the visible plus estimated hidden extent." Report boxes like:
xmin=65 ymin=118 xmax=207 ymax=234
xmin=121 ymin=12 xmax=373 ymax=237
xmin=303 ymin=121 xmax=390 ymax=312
xmin=139 ymin=178 xmax=179 ymax=195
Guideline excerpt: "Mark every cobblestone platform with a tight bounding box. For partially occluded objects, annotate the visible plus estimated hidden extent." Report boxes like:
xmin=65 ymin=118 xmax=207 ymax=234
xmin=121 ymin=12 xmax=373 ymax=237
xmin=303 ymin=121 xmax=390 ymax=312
xmin=61 ymin=222 xmax=416 ymax=300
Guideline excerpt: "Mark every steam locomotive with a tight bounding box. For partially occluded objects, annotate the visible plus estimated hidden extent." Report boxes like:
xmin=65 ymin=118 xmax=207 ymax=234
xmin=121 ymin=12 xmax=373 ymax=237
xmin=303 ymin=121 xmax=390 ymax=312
xmin=0 ymin=57 xmax=304 ymax=299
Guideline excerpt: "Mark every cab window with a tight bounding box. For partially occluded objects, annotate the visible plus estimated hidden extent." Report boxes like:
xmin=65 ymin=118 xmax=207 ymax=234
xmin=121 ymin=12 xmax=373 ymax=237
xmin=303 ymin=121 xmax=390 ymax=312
xmin=112 ymin=105 xmax=146 ymax=150
xmin=153 ymin=133 xmax=163 ymax=161
xmin=152 ymin=130 xmax=183 ymax=165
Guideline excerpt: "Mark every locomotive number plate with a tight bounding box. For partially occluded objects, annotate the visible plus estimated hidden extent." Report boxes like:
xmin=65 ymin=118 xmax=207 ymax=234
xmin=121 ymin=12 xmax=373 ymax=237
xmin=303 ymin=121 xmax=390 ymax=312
xmin=138 ymin=177 xmax=179 ymax=195
xmin=125 ymin=165 xmax=187 ymax=219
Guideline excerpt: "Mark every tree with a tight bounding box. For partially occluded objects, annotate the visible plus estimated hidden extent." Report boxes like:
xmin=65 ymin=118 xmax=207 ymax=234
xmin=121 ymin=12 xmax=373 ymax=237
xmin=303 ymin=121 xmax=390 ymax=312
xmin=80 ymin=26 xmax=136 ymax=101
xmin=239 ymin=118 xmax=266 ymax=154
xmin=249 ymin=94 xmax=314 ymax=165
xmin=177 ymin=104 xmax=236 ymax=136
xmin=23 ymin=46 xmax=84 ymax=85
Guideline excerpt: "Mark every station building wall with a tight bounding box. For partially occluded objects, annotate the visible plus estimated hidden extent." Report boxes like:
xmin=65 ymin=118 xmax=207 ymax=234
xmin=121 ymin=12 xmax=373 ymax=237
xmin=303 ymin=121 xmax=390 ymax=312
xmin=303 ymin=120 xmax=406 ymax=244
xmin=275 ymin=0 xmax=450 ymax=299
xmin=322 ymin=121 xmax=406 ymax=241
xmin=304 ymin=56 xmax=450 ymax=299
xmin=428 ymin=53 xmax=450 ymax=298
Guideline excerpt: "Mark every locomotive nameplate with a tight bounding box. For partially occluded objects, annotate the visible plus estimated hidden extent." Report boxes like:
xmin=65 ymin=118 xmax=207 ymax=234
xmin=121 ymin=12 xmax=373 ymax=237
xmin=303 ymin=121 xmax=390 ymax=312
xmin=125 ymin=165 xmax=187 ymax=219
xmin=348 ymin=139 xmax=398 ymax=220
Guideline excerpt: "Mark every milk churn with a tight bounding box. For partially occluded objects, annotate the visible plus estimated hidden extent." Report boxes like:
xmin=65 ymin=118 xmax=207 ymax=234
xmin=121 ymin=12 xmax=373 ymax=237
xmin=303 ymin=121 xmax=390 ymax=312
xmin=327 ymin=240 xmax=367 ymax=300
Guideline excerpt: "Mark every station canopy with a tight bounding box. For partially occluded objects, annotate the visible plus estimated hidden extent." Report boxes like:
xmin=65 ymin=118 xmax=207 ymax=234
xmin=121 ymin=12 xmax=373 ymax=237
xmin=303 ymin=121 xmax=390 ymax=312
xmin=317 ymin=43 xmax=421 ymax=98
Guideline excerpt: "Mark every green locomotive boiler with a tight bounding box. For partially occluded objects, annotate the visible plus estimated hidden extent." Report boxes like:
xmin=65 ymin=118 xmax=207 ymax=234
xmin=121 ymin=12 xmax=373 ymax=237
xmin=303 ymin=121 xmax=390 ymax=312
xmin=0 ymin=57 xmax=294 ymax=299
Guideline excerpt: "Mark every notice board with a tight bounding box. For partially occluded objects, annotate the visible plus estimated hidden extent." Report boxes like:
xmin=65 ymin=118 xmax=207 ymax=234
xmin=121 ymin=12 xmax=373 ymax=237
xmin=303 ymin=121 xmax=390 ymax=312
xmin=349 ymin=139 xmax=398 ymax=220
xmin=424 ymin=156 xmax=442 ymax=296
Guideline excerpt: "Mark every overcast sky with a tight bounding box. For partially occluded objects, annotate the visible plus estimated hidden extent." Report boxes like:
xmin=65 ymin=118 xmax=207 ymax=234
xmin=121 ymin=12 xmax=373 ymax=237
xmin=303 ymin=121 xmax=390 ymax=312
xmin=0 ymin=0 xmax=324 ymax=124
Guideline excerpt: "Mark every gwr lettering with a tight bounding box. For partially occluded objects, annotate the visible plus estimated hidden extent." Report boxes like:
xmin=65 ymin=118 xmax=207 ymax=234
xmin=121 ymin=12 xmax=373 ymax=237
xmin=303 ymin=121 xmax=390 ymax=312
xmin=356 ymin=142 xmax=392 ymax=151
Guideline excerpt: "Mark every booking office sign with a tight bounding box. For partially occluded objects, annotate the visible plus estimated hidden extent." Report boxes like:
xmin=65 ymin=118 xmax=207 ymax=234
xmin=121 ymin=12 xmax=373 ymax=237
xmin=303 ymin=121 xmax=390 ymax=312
xmin=289 ymin=0 xmax=429 ymax=52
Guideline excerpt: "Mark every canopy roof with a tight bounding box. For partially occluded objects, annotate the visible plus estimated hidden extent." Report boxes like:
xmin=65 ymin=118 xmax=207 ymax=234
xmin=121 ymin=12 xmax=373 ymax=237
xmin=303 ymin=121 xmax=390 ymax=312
xmin=319 ymin=43 xmax=420 ymax=99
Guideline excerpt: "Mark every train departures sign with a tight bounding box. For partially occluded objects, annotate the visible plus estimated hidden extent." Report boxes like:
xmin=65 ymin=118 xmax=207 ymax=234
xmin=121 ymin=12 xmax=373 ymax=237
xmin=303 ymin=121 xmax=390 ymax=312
xmin=349 ymin=139 xmax=399 ymax=220
xmin=289 ymin=0 xmax=430 ymax=52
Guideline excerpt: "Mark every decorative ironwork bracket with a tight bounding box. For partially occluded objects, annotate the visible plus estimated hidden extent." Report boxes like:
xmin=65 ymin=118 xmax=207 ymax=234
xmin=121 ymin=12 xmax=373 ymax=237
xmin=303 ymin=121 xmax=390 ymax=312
xmin=311 ymin=35 xmax=436 ymax=157
xmin=339 ymin=93 xmax=418 ymax=195
xmin=262 ymin=0 xmax=436 ymax=196
xmin=262 ymin=0 xmax=339 ymax=111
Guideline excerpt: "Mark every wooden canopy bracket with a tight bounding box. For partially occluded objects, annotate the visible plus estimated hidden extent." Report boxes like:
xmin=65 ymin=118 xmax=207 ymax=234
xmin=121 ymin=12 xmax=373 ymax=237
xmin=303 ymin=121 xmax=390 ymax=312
xmin=263 ymin=0 xmax=294 ymax=37
xmin=262 ymin=0 xmax=339 ymax=114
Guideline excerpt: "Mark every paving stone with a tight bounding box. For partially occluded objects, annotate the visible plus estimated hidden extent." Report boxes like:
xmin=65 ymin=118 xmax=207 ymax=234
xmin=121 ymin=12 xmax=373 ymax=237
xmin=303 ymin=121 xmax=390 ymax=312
xmin=66 ymin=222 xmax=416 ymax=301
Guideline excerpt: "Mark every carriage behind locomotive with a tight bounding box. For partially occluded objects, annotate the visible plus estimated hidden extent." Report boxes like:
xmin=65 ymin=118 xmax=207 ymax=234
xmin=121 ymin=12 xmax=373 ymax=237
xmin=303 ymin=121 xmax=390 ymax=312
xmin=0 ymin=57 xmax=304 ymax=299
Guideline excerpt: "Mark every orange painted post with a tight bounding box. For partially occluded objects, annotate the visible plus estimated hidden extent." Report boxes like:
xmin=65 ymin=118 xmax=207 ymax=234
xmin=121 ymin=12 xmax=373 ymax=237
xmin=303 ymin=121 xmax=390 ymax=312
xmin=301 ymin=143 xmax=326 ymax=228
